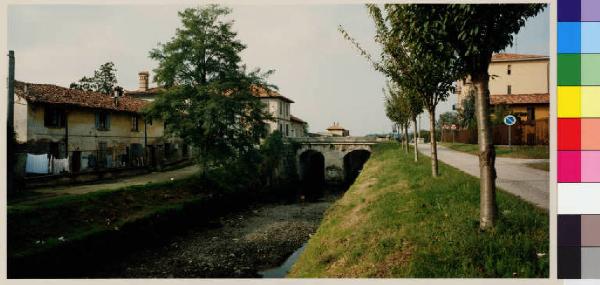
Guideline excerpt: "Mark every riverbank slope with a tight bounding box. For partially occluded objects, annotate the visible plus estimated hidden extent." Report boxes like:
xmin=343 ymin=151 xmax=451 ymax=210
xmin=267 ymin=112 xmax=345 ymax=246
xmin=289 ymin=143 xmax=548 ymax=278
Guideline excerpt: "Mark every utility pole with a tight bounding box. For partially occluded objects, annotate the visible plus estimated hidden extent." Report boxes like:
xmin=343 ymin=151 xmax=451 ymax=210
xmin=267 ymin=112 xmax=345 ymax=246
xmin=8 ymin=51 xmax=15 ymax=194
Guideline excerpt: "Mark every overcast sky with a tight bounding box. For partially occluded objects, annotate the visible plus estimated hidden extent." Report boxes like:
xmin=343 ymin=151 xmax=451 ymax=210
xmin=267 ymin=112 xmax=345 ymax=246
xmin=8 ymin=4 xmax=549 ymax=135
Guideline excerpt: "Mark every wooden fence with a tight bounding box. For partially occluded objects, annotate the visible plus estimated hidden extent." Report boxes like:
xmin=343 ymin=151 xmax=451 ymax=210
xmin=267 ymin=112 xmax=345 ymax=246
xmin=441 ymin=119 xmax=549 ymax=145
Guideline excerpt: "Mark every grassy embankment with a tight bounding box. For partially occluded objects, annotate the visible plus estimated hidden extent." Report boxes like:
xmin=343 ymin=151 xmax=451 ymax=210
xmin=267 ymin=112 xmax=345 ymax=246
xmin=289 ymin=143 xmax=548 ymax=278
xmin=9 ymin=176 xmax=204 ymax=259
xmin=8 ymin=162 xmax=297 ymax=277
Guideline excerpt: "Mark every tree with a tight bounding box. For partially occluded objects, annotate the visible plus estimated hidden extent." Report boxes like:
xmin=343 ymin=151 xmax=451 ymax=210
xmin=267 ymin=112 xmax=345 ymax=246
xmin=70 ymin=62 xmax=118 ymax=94
xmin=438 ymin=111 xmax=459 ymax=128
xmin=458 ymin=91 xmax=477 ymax=129
xmin=145 ymin=5 xmax=274 ymax=173
xmin=394 ymin=4 xmax=545 ymax=229
xmin=438 ymin=111 xmax=459 ymax=143
xmin=384 ymin=82 xmax=410 ymax=153
xmin=340 ymin=4 xmax=455 ymax=176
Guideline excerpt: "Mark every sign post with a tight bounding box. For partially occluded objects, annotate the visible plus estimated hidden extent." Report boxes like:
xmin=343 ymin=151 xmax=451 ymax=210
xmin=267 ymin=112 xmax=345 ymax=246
xmin=503 ymin=115 xmax=517 ymax=147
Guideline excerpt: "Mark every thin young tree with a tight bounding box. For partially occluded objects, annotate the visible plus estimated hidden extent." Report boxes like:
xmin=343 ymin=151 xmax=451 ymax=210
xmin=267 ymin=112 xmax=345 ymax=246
xmin=340 ymin=4 xmax=455 ymax=175
xmin=393 ymin=4 xmax=545 ymax=229
xmin=384 ymin=82 xmax=410 ymax=153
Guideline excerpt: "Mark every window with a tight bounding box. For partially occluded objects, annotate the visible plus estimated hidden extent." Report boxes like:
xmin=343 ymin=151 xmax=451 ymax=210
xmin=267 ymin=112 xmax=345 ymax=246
xmin=527 ymin=106 xmax=535 ymax=121
xmin=507 ymin=85 xmax=512 ymax=95
xmin=44 ymin=106 xmax=66 ymax=128
xmin=507 ymin=64 xmax=511 ymax=75
xmin=279 ymin=101 xmax=283 ymax=115
xmin=279 ymin=123 xmax=283 ymax=133
xmin=285 ymin=124 xmax=289 ymax=137
xmin=131 ymin=115 xmax=139 ymax=131
xmin=95 ymin=111 xmax=111 ymax=130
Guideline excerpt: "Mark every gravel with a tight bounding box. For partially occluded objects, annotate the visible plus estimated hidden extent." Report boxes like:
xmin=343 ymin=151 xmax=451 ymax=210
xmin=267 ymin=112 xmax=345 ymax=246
xmin=94 ymin=194 xmax=339 ymax=278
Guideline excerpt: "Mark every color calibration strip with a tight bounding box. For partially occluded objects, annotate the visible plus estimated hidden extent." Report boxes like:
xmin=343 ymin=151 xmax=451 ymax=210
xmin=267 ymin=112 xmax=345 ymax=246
xmin=557 ymin=0 xmax=600 ymax=279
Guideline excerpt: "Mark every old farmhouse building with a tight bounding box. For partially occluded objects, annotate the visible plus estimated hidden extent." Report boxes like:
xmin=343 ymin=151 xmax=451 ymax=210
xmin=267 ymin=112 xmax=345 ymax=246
xmin=455 ymin=53 xmax=550 ymax=121
xmin=454 ymin=53 xmax=549 ymax=145
xmin=126 ymin=71 xmax=308 ymax=138
xmin=13 ymin=70 xmax=308 ymax=178
xmin=13 ymin=81 xmax=186 ymax=176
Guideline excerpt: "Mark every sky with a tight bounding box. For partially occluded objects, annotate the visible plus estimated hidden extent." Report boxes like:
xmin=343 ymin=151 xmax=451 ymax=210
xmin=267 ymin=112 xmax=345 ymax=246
xmin=8 ymin=4 xmax=549 ymax=136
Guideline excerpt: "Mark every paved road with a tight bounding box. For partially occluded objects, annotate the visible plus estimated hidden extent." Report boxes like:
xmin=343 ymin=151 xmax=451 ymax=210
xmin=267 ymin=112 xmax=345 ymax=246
xmin=34 ymin=165 xmax=201 ymax=196
xmin=417 ymin=143 xmax=549 ymax=210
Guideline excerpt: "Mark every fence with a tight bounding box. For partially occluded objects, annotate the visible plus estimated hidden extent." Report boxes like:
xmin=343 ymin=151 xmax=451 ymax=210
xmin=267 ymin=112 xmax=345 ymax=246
xmin=441 ymin=119 xmax=549 ymax=145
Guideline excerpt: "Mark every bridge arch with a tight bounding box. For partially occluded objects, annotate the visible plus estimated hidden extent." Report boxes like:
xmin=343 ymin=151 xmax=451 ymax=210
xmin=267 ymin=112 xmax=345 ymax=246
xmin=292 ymin=136 xmax=380 ymax=185
xmin=343 ymin=149 xmax=371 ymax=184
xmin=298 ymin=149 xmax=325 ymax=199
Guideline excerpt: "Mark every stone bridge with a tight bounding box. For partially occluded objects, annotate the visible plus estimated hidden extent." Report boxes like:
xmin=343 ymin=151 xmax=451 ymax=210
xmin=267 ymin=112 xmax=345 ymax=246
xmin=290 ymin=136 xmax=380 ymax=185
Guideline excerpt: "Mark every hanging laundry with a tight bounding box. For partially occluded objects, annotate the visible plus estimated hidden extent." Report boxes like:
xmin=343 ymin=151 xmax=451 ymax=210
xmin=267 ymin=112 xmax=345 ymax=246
xmin=106 ymin=155 xmax=113 ymax=168
xmin=25 ymin=153 xmax=49 ymax=174
xmin=52 ymin=158 xmax=69 ymax=175
xmin=80 ymin=156 xmax=89 ymax=171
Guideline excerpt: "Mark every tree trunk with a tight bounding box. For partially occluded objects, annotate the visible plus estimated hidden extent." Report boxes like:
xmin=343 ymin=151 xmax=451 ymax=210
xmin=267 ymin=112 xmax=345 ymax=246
xmin=404 ymin=124 xmax=409 ymax=154
xmin=413 ymin=118 xmax=418 ymax=162
xmin=428 ymin=107 xmax=439 ymax=177
xmin=473 ymin=71 xmax=497 ymax=230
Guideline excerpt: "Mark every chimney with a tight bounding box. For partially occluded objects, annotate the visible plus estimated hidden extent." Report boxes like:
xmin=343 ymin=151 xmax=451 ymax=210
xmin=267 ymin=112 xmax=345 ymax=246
xmin=138 ymin=71 xmax=149 ymax=91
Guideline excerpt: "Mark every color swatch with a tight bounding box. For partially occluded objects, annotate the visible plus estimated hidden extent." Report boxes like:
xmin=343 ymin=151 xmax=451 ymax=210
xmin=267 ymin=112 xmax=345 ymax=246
xmin=557 ymin=0 xmax=600 ymax=279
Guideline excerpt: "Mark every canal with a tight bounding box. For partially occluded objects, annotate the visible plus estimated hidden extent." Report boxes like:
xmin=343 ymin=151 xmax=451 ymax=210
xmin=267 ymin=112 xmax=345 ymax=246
xmin=93 ymin=191 xmax=342 ymax=278
xmin=91 ymin=149 xmax=371 ymax=278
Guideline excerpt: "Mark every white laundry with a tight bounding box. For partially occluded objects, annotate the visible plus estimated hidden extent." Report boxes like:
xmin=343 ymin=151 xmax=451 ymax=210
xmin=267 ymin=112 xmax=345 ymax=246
xmin=25 ymin=153 xmax=49 ymax=174
xmin=80 ymin=157 xmax=89 ymax=171
xmin=106 ymin=155 xmax=113 ymax=168
xmin=52 ymin=158 xmax=69 ymax=174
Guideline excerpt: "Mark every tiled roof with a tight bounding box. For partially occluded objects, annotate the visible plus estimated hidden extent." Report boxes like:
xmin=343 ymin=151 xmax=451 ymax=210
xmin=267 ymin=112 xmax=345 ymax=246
xmin=125 ymin=87 xmax=165 ymax=96
xmin=15 ymin=81 xmax=147 ymax=113
xmin=490 ymin=93 xmax=549 ymax=105
xmin=290 ymin=115 xmax=306 ymax=124
xmin=127 ymin=84 xmax=295 ymax=103
xmin=251 ymin=85 xmax=294 ymax=103
xmin=491 ymin=53 xmax=548 ymax=62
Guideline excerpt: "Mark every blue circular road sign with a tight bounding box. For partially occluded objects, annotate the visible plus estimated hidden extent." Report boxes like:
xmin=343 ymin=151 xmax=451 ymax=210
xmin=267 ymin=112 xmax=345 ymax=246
xmin=503 ymin=115 xmax=517 ymax=126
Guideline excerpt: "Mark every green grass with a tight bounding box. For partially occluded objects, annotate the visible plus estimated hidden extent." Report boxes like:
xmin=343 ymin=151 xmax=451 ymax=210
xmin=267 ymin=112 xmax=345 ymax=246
xmin=8 ymin=175 xmax=206 ymax=258
xmin=442 ymin=143 xmax=549 ymax=159
xmin=525 ymin=162 xmax=550 ymax=172
xmin=289 ymin=143 xmax=548 ymax=278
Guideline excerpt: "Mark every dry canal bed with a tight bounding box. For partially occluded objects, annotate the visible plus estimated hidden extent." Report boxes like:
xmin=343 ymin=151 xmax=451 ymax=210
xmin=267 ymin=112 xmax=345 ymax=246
xmin=93 ymin=194 xmax=339 ymax=278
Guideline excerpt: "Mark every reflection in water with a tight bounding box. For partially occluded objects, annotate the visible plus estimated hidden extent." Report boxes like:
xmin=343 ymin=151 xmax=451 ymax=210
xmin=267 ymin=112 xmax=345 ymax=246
xmin=259 ymin=243 xmax=307 ymax=278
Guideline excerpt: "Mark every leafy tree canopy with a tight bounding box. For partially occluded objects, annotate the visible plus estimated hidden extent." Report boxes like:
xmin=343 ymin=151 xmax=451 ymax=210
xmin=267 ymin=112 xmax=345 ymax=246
xmin=384 ymin=81 xmax=410 ymax=128
xmin=388 ymin=4 xmax=545 ymax=79
xmin=438 ymin=111 xmax=459 ymax=129
xmin=458 ymin=91 xmax=477 ymax=129
xmin=70 ymin=62 xmax=118 ymax=94
xmin=145 ymin=5 xmax=274 ymax=169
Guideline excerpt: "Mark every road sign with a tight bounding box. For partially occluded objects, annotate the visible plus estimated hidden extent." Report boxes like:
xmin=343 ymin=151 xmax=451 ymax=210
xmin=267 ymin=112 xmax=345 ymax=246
xmin=503 ymin=115 xmax=517 ymax=126
xmin=503 ymin=115 xmax=517 ymax=147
